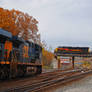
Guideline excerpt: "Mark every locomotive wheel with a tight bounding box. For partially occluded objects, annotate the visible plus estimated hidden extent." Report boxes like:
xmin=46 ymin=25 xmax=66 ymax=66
xmin=0 ymin=68 xmax=5 ymax=80
xmin=36 ymin=66 xmax=42 ymax=74
xmin=9 ymin=69 xmax=17 ymax=79
xmin=6 ymin=69 xmax=10 ymax=79
xmin=0 ymin=67 xmax=9 ymax=80
xmin=22 ymin=67 xmax=26 ymax=77
xmin=17 ymin=66 xmax=26 ymax=77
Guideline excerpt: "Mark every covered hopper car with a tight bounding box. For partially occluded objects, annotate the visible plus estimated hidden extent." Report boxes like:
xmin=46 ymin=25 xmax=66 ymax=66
xmin=0 ymin=29 xmax=42 ymax=79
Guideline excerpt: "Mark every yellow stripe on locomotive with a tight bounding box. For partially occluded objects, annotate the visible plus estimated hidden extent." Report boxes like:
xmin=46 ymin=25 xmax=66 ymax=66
xmin=4 ymin=40 xmax=13 ymax=59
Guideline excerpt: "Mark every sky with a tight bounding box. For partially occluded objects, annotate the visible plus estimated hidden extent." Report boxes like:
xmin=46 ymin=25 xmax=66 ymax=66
xmin=0 ymin=0 xmax=92 ymax=50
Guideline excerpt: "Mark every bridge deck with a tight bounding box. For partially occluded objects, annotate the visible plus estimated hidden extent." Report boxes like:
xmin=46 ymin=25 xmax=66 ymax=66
xmin=56 ymin=53 xmax=92 ymax=57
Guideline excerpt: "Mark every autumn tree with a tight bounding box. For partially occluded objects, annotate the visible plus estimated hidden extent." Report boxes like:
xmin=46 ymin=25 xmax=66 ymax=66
xmin=0 ymin=8 xmax=18 ymax=35
xmin=0 ymin=7 xmax=41 ymax=44
xmin=41 ymin=41 xmax=54 ymax=68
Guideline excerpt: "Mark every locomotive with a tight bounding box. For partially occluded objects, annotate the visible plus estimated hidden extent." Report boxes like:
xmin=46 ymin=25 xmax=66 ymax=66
xmin=0 ymin=29 xmax=42 ymax=79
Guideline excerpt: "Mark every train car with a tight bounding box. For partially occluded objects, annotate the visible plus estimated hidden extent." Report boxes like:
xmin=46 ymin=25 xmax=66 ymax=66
xmin=0 ymin=29 xmax=42 ymax=79
xmin=54 ymin=46 xmax=89 ymax=59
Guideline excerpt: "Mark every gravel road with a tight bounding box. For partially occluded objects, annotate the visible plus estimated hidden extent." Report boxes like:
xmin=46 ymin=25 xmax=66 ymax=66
xmin=43 ymin=75 xmax=92 ymax=92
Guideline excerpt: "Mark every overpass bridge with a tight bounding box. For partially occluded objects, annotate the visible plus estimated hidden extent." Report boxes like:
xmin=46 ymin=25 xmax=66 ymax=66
xmin=54 ymin=46 xmax=92 ymax=69
xmin=56 ymin=53 xmax=92 ymax=69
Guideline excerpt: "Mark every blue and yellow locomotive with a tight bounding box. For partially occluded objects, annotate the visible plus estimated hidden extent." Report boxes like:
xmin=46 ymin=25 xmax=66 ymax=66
xmin=0 ymin=29 xmax=42 ymax=79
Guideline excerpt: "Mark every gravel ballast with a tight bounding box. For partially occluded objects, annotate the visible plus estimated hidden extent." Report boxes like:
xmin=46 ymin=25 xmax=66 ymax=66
xmin=43 ymin=75 xmax=92 ymax=92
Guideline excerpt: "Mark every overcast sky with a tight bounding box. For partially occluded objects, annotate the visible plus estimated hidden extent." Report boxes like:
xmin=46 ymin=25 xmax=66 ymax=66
xmin=0 ymin=0 xmax=92 ymax=50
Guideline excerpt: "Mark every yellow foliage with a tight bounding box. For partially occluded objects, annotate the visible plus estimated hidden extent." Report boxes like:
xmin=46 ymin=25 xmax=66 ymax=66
xmin=82 ymin=61 xmax=91 ymax=69
xmin=42 ymin=48 xmax=54 ymax=66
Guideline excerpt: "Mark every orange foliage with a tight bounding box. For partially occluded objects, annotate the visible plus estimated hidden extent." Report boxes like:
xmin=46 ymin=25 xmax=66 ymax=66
xmin=0 ymin=7 xmax=40 ymax=44
xmin=0 ymin=8 xmax=18 ymax=35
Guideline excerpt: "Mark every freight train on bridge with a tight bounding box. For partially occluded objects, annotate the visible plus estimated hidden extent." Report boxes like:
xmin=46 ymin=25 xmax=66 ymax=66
xmin=54 ymin=46 xmax=92 ymax=69
xmin=54 ymin=46 xmax=89 ymax=57
xmin=0 ymin=29 xmax=42 ymax=79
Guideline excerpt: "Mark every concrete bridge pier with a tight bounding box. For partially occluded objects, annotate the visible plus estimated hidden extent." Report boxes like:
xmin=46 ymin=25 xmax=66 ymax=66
xmin=58 ymin=59 xmax=60 ymax=69
xmin=72 ymin=56 xmax=75 ymax=69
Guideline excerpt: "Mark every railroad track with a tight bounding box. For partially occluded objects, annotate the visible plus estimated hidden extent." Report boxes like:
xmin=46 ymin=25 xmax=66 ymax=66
xmin=0 ymin=68 xmax=74 ymax=86
xmin=1 ymin=69 xmax=91 ymax=92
